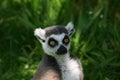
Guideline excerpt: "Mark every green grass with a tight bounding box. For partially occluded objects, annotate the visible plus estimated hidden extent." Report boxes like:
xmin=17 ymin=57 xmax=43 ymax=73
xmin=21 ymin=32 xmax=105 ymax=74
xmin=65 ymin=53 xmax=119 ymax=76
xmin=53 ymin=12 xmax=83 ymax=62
xmin=0 ymin=0 xmax=120 ymax=80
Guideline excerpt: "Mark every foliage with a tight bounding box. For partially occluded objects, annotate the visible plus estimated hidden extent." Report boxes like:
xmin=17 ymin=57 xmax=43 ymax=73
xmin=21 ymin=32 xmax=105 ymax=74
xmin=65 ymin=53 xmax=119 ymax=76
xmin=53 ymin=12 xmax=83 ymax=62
xmin=0 ymin=0 xmax=120 ymax=80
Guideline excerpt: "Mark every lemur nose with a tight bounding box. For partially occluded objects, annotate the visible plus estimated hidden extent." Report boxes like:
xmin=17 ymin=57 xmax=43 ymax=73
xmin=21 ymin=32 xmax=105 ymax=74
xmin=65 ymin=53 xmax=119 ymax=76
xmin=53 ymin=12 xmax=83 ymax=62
xmin=56 ymin=45 xmax=67 ymax=55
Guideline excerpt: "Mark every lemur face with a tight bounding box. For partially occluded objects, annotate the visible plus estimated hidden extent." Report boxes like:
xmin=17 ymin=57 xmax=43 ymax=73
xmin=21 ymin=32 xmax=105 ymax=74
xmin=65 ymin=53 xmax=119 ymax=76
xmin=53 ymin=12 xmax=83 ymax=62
xmin=34 ymin=22 xmax=75 ymax=56
xmin=42 ymin=33 xmax=70 ymax=56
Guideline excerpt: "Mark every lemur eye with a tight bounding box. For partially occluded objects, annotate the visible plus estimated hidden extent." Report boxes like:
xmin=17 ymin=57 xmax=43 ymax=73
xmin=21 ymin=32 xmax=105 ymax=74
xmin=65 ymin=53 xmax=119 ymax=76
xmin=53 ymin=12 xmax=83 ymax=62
xmin=50 ymin=41 xmax=55 ymax=46
xmin=64 ymin=38 xmax=69 ymax=43
xmin=48 ymin=38 xmax=58 ymax=47
xmin=63 ymin=35 xmax=69 ymax=45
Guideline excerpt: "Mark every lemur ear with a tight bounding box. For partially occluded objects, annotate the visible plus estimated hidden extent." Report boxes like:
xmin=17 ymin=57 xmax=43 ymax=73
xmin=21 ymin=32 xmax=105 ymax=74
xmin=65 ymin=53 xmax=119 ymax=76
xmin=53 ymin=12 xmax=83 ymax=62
xmin=65 ymin=22 xmax=75 ymax=37
xmin=34 ymin=28 xmax=46 ymax=43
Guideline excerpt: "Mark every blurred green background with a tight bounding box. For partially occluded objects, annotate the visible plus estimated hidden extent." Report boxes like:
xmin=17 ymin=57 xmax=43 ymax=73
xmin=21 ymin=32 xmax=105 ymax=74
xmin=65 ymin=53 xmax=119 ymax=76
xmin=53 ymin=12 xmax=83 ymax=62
xmin=0 ymin=0 xmax=120 ymax=80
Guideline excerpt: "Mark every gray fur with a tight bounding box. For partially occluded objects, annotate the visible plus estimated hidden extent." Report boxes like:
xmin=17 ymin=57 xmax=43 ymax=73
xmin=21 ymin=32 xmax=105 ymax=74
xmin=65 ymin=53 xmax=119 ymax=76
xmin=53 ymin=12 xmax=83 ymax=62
xmin=32 ymin=54 xmax=62 ymax=80
xmin=45 ymin=26 xmax=68 ymax=37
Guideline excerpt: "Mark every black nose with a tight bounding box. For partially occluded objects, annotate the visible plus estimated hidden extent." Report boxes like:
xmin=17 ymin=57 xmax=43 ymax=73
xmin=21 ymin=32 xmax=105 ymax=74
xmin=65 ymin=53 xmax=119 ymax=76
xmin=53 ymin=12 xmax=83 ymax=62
xmin=56 ymin=45 xmax=67 ymax=55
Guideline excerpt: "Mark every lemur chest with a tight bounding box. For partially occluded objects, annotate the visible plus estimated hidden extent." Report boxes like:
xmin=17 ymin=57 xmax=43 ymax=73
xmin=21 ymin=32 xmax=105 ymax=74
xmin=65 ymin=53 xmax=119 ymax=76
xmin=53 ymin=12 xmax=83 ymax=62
xmin=57 ymin=58 xmax=81 ymax=80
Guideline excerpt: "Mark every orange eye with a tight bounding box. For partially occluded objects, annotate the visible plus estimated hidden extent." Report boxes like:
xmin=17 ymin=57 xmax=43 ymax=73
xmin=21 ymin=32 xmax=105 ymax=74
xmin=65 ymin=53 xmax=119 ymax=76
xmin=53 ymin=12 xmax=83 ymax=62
xmin=64 ymin=38 xmax=69 ymax=43
xmin=50 ymin=41 xmax=55 ymax=46
xmin=48 ymin=38 xmax=58 ymax=47
xmin=63 ymin=35 xmax=69 ymax=45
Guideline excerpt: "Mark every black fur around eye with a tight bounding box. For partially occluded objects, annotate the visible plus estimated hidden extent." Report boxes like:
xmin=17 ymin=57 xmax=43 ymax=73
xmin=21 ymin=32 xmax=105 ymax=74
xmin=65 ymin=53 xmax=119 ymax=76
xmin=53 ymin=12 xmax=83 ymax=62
xmin=63 ymin=35 xmax=69 ymax=45
xmin=48 ymin=38 xmax=58 ymax=47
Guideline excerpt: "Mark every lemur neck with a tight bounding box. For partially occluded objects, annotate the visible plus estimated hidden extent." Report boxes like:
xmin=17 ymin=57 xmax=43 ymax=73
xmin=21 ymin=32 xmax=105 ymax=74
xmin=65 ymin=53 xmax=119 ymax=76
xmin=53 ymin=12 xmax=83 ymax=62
xmin=55 ymin=52 xmax=69 ymax=58
xmin=54 ymin=52 xmax=72 ymax=66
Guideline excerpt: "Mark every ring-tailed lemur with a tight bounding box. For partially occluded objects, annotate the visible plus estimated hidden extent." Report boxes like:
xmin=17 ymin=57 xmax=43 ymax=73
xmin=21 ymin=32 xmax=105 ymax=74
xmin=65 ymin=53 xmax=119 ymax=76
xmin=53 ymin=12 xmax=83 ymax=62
xmin=33 ymin=22 xmax=84 ymax=80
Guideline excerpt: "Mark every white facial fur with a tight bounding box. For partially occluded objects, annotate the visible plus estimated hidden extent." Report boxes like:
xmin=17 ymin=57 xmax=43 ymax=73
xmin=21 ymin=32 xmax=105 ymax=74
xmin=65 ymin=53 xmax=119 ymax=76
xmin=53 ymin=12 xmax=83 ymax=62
xmin=42 ymin=33 xmax=70 ymax=57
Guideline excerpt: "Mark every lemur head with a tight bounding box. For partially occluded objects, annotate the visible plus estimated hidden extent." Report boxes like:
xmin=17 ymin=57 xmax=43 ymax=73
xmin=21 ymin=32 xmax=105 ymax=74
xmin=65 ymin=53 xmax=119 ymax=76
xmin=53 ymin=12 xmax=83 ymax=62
xmin=34 ymin=22 xmax=75 ymax=57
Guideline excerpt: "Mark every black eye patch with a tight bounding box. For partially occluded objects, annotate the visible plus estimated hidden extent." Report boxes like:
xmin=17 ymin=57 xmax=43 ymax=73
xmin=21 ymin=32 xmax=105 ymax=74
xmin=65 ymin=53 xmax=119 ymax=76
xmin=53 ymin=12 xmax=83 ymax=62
xmin=48 ymin=38 xmax=58 ymax=47
xmin=62 ymin=35 xmax=70 ymax=45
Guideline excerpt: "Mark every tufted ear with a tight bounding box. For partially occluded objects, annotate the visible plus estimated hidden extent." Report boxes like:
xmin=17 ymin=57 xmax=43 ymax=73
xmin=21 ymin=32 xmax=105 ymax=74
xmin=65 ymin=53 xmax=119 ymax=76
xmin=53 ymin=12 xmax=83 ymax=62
xmin=34 ymin=28 xmax=46 ymax=43
xmin=65 ymin=22 xmax=75 ymax=37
